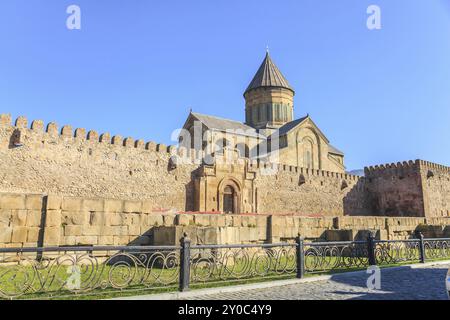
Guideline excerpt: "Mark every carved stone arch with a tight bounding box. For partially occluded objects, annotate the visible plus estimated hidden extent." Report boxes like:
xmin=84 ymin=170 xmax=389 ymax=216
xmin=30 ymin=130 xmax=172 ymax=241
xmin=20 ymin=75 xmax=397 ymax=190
xmin=217 ymin=177 xmax=242 ymax=214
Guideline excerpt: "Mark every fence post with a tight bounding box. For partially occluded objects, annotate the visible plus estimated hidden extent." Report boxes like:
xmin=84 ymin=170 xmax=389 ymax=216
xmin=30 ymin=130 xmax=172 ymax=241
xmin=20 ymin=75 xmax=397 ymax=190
xmin=179 ymin=232 xmax=191 ymax=292
xmin=367 ymin=231 xmax=377 ymax=266
xmin=416 ymin=231 xmax=426 ymax=263
xmin=296 ymin=234 xmax=305 ymax=279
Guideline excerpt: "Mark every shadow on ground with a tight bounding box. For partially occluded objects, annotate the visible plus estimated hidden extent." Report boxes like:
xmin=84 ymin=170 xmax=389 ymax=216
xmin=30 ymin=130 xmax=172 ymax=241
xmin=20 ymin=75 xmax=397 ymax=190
xmin=327 ymin=265 xmax=449 ymax=300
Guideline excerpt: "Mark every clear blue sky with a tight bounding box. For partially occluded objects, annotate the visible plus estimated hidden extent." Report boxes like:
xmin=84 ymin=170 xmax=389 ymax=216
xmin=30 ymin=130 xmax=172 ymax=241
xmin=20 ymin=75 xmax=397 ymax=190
xmin=1 ymin=0 xmax=450 ymax=170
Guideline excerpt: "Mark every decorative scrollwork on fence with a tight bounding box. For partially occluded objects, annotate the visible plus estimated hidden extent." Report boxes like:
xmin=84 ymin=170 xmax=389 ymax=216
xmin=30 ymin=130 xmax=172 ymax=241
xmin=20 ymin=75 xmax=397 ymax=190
xmin=304 ymin=242 xmax=368 ymax=273
xmin=0 ymin=248 xmax=179 ymax=299
xmin=190 ymin=245 xmax=296 ymax=283
xmin=374 ymin=241 xmax=420 ymax=265
xmin=424 ymin=239 xmax=450 ymax=260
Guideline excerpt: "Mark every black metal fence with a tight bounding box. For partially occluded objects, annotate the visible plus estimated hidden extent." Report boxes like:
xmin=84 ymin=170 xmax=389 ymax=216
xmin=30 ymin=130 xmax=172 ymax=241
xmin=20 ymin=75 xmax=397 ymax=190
xmin=0 ymin=232 xmax=449 ymax=299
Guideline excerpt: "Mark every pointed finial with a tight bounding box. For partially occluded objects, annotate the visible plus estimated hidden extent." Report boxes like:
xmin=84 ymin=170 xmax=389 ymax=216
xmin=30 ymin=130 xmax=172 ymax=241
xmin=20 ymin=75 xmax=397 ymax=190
xmin=266 ymin=45 xmax=270 ymax=55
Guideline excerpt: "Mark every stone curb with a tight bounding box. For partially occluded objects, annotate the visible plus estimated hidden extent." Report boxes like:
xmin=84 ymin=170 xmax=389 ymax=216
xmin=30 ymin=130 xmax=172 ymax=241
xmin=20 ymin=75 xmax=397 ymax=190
xmin=108 ymin=260 xmax=450 ymax=300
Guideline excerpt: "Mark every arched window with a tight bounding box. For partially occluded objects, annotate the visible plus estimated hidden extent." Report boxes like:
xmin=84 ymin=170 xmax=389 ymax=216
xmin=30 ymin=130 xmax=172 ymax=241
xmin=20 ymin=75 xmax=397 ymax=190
xmin=302 ymin=138 xmax=314 ymax=169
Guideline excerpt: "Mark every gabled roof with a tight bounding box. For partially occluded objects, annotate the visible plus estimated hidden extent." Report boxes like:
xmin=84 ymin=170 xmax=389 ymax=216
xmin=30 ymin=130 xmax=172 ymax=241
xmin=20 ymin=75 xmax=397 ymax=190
xmin=186 ymin=112 xmax=262 ymax=138
xmin=244 ymin=52 xmax=294 ymax=95
xmin=277 ymin=115 xmax=309 ymax=136
xmin=328 ymin=144 xmax=344 ymax=156
xmin=271 ymin=115 xmax=330 ymax=144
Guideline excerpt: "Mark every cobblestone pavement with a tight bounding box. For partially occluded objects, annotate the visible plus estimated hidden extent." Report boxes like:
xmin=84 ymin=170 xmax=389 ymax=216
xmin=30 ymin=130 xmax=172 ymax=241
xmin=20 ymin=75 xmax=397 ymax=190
xmin=191 ymin=264 xmax=450 ymax=300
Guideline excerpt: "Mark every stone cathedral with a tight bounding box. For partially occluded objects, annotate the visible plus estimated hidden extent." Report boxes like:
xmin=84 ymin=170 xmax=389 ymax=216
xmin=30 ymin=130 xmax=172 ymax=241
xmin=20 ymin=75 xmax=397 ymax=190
xmin=180 ymin=52 xmax=345 ymax=173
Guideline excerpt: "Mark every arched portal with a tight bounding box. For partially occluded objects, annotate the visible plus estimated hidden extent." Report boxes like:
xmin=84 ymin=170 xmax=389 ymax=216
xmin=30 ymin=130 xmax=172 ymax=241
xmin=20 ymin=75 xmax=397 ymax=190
xmin=218 ymin=179 xmax=241 ymax=214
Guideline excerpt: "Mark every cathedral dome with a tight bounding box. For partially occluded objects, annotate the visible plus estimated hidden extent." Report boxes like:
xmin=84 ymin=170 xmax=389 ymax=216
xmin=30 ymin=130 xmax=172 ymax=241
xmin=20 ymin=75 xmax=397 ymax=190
xmin=244 ymin=51 xmax=294 ymax=95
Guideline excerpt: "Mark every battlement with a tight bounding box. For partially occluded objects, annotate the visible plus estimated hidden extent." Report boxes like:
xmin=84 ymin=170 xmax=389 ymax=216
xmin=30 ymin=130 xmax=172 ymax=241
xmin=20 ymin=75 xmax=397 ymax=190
xmin=1 ymin=113 xmax=178 ymax=156
xmin=364 ymin=159 xmax=450 ymax=178
xmin=364 ymin=160 xmax=421 ymax=178
xmin=417 ymin=159 xmax=450 ymax=174
xmin=248 ymin=160 xmax=361 ymax=182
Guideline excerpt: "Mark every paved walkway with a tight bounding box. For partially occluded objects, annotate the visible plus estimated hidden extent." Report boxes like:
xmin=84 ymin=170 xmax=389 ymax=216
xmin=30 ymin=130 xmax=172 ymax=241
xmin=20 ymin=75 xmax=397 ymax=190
xmin=188 ymin=263 xmax=450 ymax=300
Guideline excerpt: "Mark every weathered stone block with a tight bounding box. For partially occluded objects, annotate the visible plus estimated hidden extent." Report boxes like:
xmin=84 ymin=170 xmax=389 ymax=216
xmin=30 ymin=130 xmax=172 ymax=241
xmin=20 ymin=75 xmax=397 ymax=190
xmin=83 ymin=226 xmax=102 ymax=236
xmin=11 ymin=227 xmax=28 ymax=243
xmin=76 ymin=236 xmax=97 ymax=245
xmin=123 ymin=200 xmax=142 ymax=213
xmin=232 ymin=215 xmax=242 ymax=227
xmin=62 ymin=198 xmax=82 ymax=211
xmin=113 ymin=236 xmax=129 ymax=245
xmin=0 ymin=227 xmax=12 ymax=242
xmin=43 ymin=226 xmax=61 ymax=245
xmin=163 ymin=214 xmax=176 ymax=226
xmin=64 ymin=225 xmax=83 ymax=236
xmin=0 ymin=209 xmax=11 ymax=225
xmin=25 ymin=195 xmax=43 ymax=210
xmin=63 ymin=236 xmax=77 ymax=245
xmin=177 ymin=214 xmax=193 ymax=226
xmin=89 ymin=211 xmax=107 ymax=226
xmin=194 ymin=214 xmax=210 ymax=226
xmin=104 ymin=199 xmax=123 ymax=212
xmin=0 ymin=194 xmax=25 ymax=210
xmin=46 ymin=195 xmax=62 ymax=210
xmin=45 ymin=210 xmax=61 ymax=227
xmin=82 ymin=199 xmax=104 ymax=212
xmin=62 ymin=211 xmax=87 ymax=225
xmin=147 ymin=214 xmax=164 ymax=226
xmin=12 ymin=210 xmax=27 ymax=226
xmin=108 ymin=213 xmax=122 ymax=226
xmin=141 ymin=200 xmax=154 ymax=213
xmin=241 ymin=216 xmax=249 ymax=227
xmin=97 ymin=236 xmax=114 ymax=245
xmin=27 ymin=227 xmax=40 ymax=242
xmin=26 ymin=210 xmax=42 ymax=227
xmin=128 ymin=224 xmax=141 ymax=236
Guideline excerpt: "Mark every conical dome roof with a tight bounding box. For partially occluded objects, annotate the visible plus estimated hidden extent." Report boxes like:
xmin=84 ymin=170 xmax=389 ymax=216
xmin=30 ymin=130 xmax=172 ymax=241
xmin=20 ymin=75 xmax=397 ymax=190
xmin=244 ymin=52 xmax=294 ymax=95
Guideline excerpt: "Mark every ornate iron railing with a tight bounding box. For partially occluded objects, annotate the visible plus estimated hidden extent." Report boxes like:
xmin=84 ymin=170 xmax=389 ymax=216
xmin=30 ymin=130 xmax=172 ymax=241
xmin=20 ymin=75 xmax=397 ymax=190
xmin=304 ymin=241 xmax=368 ymax=273
xmin=423 ymin=238 xmax=450 ymax=260
xmin=0 ymin=246 xmax=179 ymax=299
xmin=374 ymin=239 xmax=421 ymax=265
xmin=189 ymin=243 xmax=297 ymax=283
xmin=0 ymin=234 xmax=449 ymax=299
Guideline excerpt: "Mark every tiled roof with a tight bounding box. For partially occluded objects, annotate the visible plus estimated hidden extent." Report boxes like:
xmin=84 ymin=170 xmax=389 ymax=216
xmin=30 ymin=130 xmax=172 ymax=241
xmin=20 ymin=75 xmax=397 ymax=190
xmin=244 ymin=52 xmax=294 ymax=94
xmin=277 ymin=116 xmax=309 ymax=136
xmin=190 ymin=112 xmax=263 ymax=138
xmin=328 ymin=144 xmax=344 ymax=156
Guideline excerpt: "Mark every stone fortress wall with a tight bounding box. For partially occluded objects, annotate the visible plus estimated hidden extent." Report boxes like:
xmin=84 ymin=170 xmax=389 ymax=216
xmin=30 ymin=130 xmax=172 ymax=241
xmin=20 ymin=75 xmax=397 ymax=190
xmin=0 ymin=114 xmax=449 ymax=247
xmin=0 ymin=114 xmax=369 ymax=216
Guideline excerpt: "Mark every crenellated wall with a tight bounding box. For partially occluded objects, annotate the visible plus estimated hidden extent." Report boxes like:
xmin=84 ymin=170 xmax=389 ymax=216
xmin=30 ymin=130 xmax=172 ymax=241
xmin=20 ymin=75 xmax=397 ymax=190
xmin=0 ymin=114 xmax=198 ymax=212
xmin=364 ymin=161 xmax=425 ymax=216
xmin=251 ymin=163 xmax=369 ymax=216
xmin=0 ymin=113 xmax=449 ymax=222
xmin=364 ymin=160 xmax=450 ymax=217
